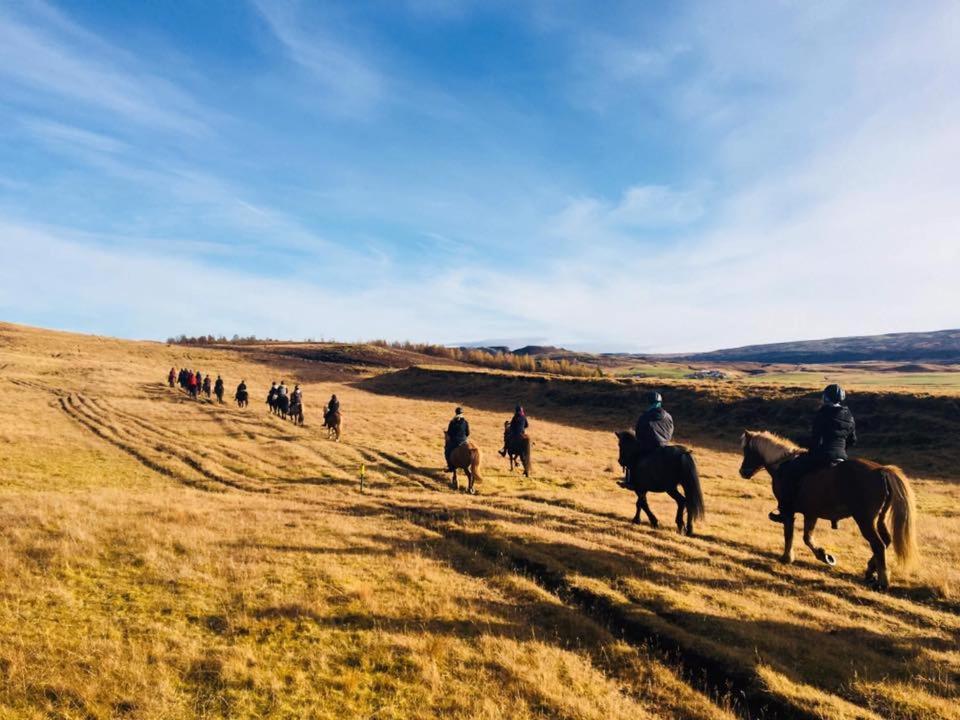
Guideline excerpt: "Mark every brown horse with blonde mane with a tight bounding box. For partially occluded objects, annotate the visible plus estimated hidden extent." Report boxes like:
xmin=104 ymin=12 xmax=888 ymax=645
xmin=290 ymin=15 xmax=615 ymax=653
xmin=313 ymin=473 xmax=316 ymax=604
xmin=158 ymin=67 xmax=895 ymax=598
xmin=739 ymin=430 xmax=918 ymax=589
xmin=444 ymin=432 xmax=482 ymax=494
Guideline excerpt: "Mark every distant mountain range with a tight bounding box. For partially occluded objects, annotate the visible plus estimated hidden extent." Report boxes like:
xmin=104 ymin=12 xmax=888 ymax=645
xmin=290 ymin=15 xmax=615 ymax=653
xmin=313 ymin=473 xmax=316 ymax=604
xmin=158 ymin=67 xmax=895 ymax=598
xmin=680 ymin=328 xmax=960 ymax=364
xmin=459 ymin=328 xmax=960 ymax=365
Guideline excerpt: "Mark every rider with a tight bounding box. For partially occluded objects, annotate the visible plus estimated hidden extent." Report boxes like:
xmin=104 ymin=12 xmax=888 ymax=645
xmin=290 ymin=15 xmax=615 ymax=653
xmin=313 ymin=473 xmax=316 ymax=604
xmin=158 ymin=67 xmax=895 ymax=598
xmin=168 ymin=367 xmax=176 ymax=387
xmin=619 ymin=390 xmax=674 ymax=489
xmin=325 ymin=394 xmax=340 ymax=424
xmin=291 ymin=384 xmax=303 ymax=407
xmin=769 ymin=383 xmax=857 ymax=523
xmin=236 ymin=379 xmax=247 ymax=401
xmin=277 ymin=380 xmax=288 ymax=398
xmin=214 ymin=375 xmax=224 ymax=402
xmin=202 ymin=375 xmax=212 ymax=397
xmin=499 ymin=404 xmax=529 ymax=457
xmin=445 ymin=406 xmax=470 ymax=470
xmin=267 ymin=381 xmax=278 ymax=402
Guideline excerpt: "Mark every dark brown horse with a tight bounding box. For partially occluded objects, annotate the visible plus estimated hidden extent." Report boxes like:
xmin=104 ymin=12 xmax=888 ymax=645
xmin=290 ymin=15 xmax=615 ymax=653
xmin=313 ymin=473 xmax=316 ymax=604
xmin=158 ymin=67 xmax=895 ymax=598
xmin=739 ymin=430 xmax=918 ymax=589
xmin=323 ymin=410 xmax=342 ymax=441
xmin=615 ymin=431 xmax=705 ymax=535
xmin=502 ymin=420 xmax=532 ymax=477
xmin=289 ymin=397 xmax=304 ymax=426
xmin=444 ymin=431 xmax=482 ymax=494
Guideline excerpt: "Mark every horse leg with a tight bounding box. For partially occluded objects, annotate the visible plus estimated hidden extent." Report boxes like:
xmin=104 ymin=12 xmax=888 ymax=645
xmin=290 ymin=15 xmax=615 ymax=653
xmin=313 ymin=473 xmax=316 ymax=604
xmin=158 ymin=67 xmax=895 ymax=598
xmin=451 ymin=468 xmax=459 ymax=491
xmin=465 ymin=467 xmax=475 ymax=495
xmin=638 ymin=492 xmax=659 ymax=528
xmin=666 ymin=486 xmax=687 ymax=535
xmin=854 ymin=514 xmax=889 ymax=590
xmin=802 ymin=515 xmax=836 ymax=566
xmin=632 ymin=497 xmax=642 ymax=524
xmin=781 ymin=516 xmax=796 ymax=564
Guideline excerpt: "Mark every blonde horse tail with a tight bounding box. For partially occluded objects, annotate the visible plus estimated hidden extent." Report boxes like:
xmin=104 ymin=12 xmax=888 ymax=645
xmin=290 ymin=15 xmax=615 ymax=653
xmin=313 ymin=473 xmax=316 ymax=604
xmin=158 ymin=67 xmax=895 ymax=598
xmin=883 ymin=466 xmax=918 ymax=571
xmin=471 ymin=446 xmax=483 ymax=484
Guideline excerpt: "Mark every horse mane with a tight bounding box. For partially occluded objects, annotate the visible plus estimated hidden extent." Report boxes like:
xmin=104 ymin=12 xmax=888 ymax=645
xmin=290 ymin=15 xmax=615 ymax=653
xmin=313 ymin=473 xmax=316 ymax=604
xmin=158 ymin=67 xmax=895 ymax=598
xmin=743 ymin=430 xmax=800 ymax=465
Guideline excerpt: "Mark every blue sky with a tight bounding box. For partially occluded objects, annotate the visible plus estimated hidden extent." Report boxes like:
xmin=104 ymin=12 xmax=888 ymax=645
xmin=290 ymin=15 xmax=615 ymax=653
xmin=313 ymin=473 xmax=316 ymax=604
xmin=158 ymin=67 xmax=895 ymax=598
xmin=0 ymin=1 xmax=958 ymax=351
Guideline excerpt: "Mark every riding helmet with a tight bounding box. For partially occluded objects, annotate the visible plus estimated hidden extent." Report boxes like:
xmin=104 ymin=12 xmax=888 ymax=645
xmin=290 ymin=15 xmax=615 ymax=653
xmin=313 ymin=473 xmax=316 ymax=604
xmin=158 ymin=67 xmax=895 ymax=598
xmin=515 ymin=404 xmax=522 ymax=412
xmin=455 ymin=406 xmax=463 ymax=415
xmin=642 ymin=390 xmax=662 ymax=405
xmin=822 ymin=383 xmax=846 ymax=404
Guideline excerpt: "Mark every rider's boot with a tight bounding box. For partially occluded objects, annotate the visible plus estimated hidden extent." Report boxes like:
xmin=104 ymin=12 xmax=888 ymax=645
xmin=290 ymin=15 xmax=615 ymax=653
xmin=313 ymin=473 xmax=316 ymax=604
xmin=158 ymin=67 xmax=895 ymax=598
xmin=498 ymin=447 xmax=507 ymax=457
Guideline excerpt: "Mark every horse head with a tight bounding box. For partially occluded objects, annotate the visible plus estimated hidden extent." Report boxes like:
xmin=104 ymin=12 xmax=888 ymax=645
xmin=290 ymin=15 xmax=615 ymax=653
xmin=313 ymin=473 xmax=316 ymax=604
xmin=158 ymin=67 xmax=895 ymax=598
xmin=614 ymin=430 xmax=638 ymax=470
xmin=739 ymin=431 xmax=765 ymax=478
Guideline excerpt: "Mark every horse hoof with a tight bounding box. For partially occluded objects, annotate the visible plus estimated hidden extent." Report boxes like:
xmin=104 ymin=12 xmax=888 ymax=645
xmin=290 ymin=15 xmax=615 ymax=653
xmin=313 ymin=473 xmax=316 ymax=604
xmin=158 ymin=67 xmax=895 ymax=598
xmin=820 ymin=552 xmax=837 ymax=566
xmin=779 ymin=554 xmax=794 ymax=564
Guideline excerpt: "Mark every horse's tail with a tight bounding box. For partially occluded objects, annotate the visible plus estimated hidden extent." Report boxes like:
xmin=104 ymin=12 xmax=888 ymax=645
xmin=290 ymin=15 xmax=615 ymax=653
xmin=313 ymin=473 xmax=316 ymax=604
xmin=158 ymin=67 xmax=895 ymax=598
xmin=882 ymin=465 xmax=918 ymax=571
xmin=471 ymin=445 xmax=483 ymax=483
xmin=521 ymin=437 xmax=532 ymax=476
xmin=679 ymin=451 xmax=705 ymax=522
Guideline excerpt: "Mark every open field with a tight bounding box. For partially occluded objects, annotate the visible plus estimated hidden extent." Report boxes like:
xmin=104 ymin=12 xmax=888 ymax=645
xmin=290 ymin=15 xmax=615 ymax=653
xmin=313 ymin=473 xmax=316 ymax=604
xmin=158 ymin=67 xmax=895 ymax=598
xmin=1 ymin=322 xmax=959 ymax=719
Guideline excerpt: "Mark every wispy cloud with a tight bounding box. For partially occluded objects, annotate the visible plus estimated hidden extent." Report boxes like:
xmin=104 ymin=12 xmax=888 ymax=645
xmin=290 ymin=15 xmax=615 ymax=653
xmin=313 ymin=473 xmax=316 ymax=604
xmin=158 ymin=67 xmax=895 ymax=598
xmin=0 ymin=3 xmax=210 ymax=135
xmin=252 ymin=0 xmax=384 ymax=116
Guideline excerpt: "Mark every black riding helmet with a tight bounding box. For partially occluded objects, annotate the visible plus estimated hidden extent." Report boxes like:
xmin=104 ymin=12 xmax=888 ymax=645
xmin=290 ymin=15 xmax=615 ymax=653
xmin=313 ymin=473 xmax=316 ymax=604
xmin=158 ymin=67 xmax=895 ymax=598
xmin=642 ymin=390 xmax=663 ymax=405
xmin=822 ymin=383 xmax=846 ymax=404
xmin=455 ymin=406 xmax=463 ymax=415
xmin=515 ymin=404 xmax=523 ymax=413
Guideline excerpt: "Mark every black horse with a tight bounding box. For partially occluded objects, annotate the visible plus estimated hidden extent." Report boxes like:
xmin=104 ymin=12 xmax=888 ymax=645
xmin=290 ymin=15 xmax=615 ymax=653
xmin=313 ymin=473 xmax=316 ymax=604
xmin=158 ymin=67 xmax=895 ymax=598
xmin=502 ymin=420 xmax=532 ymax=477
xmin=276 ymin=392 xmax=289 ymax=420
xmin=615 ymin=430 xmax=706 ymax=535
xmin=266 ymin=388 xmax=278 ymax=414
xmin=235 ymin=388 xmax=248 ymax=408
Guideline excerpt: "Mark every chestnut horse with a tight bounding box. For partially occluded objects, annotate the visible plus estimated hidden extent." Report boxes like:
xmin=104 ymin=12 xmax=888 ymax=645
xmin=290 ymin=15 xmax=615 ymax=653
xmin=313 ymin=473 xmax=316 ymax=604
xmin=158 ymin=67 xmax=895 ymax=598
xmin=739 ymin=430 xmax=918 ymax=589
xmin=615 ymin=431 xmax=705 ymax=536
xmin=444 ymin=432 xmax=482 ymax=494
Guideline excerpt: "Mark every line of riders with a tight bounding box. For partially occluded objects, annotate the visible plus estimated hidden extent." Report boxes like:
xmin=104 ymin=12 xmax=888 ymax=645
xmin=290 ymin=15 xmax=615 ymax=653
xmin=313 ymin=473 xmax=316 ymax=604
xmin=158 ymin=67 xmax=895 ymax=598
xmin=165 ymin=364 xmax=914 ymax=587
xmin=442 ymin=382 xmax=914 ymax=590
xmin=166 ymin=367 xmax=342 ymax=437
xmin=170 ymin=367 xmax=231 ymax=403
xmin=443 ymin=384 xmax=855 ymax=525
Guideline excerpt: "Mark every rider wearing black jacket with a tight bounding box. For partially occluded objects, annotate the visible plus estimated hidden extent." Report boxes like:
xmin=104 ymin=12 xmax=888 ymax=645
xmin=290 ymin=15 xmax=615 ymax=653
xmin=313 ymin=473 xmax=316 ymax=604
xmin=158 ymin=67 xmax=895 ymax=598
xmin=499 ymin=404 xmax=529 ymax=456
xmin=620 ymin=391 xmax=674 ymax=489
xmin=770 ymin=384 xmax=857 ymax=523
xmin=445 ymin=407 xmax=470 ymax=470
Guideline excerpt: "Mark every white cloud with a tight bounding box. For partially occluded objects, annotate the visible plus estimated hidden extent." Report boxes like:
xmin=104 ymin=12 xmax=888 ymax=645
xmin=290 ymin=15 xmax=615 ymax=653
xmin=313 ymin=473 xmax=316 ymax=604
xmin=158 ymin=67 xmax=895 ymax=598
xmin=0 ymin=3 xmax=210 ymax=135
xmin=252 ymin=0 xmax=383 ymax=116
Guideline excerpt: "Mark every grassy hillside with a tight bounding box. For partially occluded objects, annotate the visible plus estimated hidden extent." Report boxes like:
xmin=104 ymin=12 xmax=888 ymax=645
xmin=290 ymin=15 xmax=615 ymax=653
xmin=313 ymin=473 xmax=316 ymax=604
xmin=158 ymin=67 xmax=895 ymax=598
xmin=1 ymin=321 xmax=958 ymax=719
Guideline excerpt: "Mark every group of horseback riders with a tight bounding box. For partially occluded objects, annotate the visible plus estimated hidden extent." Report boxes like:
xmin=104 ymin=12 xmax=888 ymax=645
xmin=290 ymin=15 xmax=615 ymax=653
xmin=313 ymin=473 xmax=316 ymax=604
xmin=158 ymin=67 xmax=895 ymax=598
xmin=443 ymin=403 xmax=530 ymax=471
xmin=170 ymin=367 xmax=226 ymax=403
xmin=617 ymin=383 xmax=856 ymax=524
xmin=170 ymin=367 xmax=247 ymax=406
xmin=167 ymin=367 xmax=342 ymax=436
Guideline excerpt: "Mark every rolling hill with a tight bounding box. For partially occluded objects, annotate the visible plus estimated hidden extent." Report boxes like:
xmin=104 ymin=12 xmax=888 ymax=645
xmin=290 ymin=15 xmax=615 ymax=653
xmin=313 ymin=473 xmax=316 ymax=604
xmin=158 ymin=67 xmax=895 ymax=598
xmin=682 ymin=328 xmax=960 ymax=364
xmin=1 ymin=320 xmax=958 ymax=719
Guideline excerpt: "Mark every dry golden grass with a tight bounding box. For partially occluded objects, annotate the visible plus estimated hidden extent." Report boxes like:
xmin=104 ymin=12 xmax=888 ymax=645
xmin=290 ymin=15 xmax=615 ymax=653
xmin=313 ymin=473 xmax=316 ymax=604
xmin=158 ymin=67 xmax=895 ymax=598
xmin=0 ymin=321 xmax=958 ymax=719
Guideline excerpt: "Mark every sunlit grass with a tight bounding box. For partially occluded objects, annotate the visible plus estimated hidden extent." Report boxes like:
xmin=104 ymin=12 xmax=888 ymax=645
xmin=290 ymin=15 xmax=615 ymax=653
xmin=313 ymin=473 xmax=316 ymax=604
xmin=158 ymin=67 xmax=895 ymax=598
xmin=1 ymin=321 xmax=958 ymax=719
